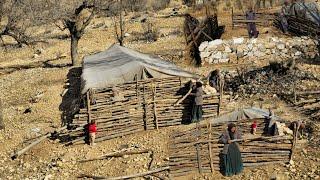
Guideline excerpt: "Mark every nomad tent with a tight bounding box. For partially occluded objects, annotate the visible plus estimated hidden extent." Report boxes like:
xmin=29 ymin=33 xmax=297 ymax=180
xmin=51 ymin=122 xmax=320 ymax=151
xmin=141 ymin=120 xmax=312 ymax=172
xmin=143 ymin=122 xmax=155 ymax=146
xmin=81 ymin=44 xmax=198 ymax=94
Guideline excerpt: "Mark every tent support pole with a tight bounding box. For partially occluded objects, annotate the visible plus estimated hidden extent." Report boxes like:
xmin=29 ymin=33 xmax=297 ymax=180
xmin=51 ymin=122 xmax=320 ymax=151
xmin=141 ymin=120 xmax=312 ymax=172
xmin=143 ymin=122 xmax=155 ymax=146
xmin=86 ymin=90 xmax=92 ymax=123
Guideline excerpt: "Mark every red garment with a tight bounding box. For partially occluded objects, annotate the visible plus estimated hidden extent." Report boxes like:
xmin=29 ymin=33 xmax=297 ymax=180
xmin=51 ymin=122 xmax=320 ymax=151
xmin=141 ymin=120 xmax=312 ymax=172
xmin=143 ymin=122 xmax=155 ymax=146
xmin=251 ymin=122 xmax=257 ymax=129
xmin=88 ymin=123 xmax=97 ymax=133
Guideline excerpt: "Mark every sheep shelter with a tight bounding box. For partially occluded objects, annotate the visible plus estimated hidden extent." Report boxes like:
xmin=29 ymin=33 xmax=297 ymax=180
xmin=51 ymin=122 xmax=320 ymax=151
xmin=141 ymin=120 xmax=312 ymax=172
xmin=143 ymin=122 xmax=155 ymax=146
xmin=69 ymin=45 xmax=224 ymax=144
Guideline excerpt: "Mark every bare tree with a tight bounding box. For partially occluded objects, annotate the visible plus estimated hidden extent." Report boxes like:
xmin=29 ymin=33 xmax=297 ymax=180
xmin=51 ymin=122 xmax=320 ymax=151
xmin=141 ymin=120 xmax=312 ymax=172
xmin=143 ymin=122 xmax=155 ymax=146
xmin=109 ymin=0 xmax=126 ymax=46
xmin=53 ymin=0 xmax=98 ymax=66
xmin=0 ymin=0 xmax=50 ymax=47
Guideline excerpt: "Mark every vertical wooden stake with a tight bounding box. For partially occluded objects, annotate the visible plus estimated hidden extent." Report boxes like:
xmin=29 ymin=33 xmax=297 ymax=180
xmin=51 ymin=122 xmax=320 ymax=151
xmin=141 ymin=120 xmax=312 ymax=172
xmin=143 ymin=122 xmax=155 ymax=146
xmin=207 ymin=122 xmax=214 ymax=173
xmin=218 ymin=79 xmax=224 ymax=116
xmin=143 ymin=83 xmax=147 ymax=130
xmin=290 ymin=123 xmax=297 ymax=161
xmin=86 ymin=90 xmax=91 ymax=123
xmin=196 ymin=123 xmax=202 ymax=174
xmin=153 ymin=83 xmax=158 ymax=130
xmin=232 ymin=8 xmax=234 ymax=29
xmin=135 ymin=74 xmax=138 ymax=97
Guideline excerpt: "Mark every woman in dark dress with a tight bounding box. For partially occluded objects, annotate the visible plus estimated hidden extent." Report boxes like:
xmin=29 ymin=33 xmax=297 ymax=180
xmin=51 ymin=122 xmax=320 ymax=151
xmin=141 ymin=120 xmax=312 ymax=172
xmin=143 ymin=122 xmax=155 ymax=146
xmin=219 ymin=123 xmax=243 ymax=176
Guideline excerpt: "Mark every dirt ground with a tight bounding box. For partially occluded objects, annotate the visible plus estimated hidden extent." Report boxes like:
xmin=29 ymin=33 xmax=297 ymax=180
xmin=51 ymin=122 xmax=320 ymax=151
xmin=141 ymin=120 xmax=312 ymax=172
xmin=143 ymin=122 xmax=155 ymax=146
xmin=0 ymin=3 xmax=319 ymax=180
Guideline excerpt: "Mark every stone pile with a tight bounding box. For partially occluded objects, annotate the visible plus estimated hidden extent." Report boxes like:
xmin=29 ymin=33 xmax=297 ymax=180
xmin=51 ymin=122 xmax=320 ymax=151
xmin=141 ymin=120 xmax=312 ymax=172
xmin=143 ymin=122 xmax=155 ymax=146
xmin=199 ymin=36 xmax=319 ymax=64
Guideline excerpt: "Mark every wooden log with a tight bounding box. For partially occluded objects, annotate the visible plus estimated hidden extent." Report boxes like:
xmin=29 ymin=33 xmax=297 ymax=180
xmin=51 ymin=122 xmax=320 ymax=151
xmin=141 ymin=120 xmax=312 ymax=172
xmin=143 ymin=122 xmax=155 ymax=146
xmin=78 ymin=149 xmax=151 ymax=163
xmin=11 ymin=126 xmax=68 ymax=159
xmin=207 ymin=122 xmax=214 ymax=173
xmin=174 ymin=87 xmax=192 ymax=106
xmin=79 ymin=166 xmax=169 ymax=180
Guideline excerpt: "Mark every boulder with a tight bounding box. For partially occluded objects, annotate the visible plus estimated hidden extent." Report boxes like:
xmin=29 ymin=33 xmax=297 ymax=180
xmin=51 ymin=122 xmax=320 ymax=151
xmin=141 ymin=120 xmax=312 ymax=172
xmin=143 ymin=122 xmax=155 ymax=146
xmin=211 ymin=51 xmax=222 ymax=59
xmin=200 ymin=51 xmax=212 ymax=59
xmin=209 ymin=39 xmax=223 ymax=46
xmin=199 ymin=41 xmax=209 ymax=52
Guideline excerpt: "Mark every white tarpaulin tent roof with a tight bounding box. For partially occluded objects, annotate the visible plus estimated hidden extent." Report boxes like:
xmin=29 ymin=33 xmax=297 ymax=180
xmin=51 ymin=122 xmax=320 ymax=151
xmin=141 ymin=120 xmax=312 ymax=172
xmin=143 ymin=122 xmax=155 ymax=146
xmin=81 ymin=44 xmax=198 ymax=94
xmin=208 ymin=107 xmax=282 ymax=125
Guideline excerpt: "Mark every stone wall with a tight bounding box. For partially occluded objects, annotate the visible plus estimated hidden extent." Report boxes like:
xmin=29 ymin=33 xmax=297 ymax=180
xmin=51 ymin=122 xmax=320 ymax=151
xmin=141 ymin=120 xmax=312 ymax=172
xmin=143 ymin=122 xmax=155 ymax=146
xmin=199 ymin=36 xmax=319 ymax=64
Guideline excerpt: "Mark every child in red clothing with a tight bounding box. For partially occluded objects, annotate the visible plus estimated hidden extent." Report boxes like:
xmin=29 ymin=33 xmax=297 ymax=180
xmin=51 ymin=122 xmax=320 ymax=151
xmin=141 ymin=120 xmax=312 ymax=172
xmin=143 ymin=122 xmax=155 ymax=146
xmin=88 ymin=120 xmax=97 ymax=146
xmin=251 ymin=120 xmax=257 ymax=135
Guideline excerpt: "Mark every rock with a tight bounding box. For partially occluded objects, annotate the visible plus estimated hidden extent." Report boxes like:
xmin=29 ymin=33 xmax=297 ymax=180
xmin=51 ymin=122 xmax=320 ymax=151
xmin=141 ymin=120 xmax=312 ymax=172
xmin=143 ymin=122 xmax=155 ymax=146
xmin=277 ymin=43 xmax=285 ymax=50
xmin=211 ymin=51 xmax=222 ymax=60
xmin=289 ymin=160 xmax=295 ymax=166
xmin=200 ymin=51 xmax=211 ymax=59
xmin=44 ymin=174 xmax=53 ymax=180
xmin=124 ymin=33 xmax=131 ymax=37
xmin=209 ymin=39 xmax=223 ymax=46
xmin=35 ymin=48 xmax=44 ymax=55
xmin=199 ymin=41 xmax=208 ymax=52
xmin=224 ymin=46 xmax=232 ymax=53
xmin=32 ymin=54 xmax=40 ymax=59
xmin=295 ymin=51 xmax=302 ymax=56
xmin=233 ymin=37 xmax=245 ymax=44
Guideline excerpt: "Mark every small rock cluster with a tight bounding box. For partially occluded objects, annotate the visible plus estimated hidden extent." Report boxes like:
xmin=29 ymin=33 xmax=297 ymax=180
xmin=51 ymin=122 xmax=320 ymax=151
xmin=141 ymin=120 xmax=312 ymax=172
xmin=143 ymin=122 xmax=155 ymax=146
xmin=199 ymin=36 xmax=319 ymax=64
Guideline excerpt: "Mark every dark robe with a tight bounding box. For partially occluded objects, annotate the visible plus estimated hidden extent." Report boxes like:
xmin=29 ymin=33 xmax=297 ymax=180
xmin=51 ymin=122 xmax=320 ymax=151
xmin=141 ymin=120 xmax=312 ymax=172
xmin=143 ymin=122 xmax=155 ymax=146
xmin=219 ymin=130 xmax=243 ymax=176
xmin=246 ymin=10 xmax=259 ymax=38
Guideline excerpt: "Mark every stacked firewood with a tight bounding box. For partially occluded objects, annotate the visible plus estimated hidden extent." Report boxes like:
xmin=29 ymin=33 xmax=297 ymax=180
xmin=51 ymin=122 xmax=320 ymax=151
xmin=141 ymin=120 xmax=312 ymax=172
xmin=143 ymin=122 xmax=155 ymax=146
xmin=69 ymin=77 xmax=222 ymax=144
xmin=169 ymin=119 xmax=294 ymax=177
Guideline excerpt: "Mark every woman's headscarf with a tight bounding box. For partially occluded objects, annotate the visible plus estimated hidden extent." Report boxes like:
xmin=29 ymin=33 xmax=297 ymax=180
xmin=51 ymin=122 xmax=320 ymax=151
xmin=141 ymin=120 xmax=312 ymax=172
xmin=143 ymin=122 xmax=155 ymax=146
xmin=228 ymin=123 xmax=236 ymax=140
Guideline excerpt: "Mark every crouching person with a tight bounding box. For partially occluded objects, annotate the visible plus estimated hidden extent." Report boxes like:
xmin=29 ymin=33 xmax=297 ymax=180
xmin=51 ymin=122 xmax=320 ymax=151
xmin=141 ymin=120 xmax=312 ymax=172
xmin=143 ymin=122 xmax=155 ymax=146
xmin=88 ymin=120 xmax=97 ymax=146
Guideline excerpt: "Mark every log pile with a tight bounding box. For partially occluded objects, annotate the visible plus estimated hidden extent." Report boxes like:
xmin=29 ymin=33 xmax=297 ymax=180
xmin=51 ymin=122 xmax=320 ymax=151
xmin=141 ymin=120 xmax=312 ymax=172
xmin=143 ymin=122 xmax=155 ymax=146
xmin=231 ymin=9 xmax=276 ymax=28
xmin=69 ymin=77 xmax=223 ymax=144
xmin=169 ymin=119 xmax=294 ymax=177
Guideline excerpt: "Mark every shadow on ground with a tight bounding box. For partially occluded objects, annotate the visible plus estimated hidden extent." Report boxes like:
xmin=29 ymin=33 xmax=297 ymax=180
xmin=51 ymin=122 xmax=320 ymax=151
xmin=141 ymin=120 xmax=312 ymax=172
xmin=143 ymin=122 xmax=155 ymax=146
xmin=0 ymin=57 xmax=70 ymax=76
xmin=59 ymin=67 xmax=82 ymax=126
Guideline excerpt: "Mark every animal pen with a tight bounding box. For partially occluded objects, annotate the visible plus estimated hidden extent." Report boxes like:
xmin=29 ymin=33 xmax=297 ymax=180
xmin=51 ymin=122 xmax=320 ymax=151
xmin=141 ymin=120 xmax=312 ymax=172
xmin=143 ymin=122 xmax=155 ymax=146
xmin=231 ymin=8 xmax=276 ymax=28
xmin=68 ymin=45 xmax=223 ymax=144
xmin=169 ymin=108 xmax=297 ymax=177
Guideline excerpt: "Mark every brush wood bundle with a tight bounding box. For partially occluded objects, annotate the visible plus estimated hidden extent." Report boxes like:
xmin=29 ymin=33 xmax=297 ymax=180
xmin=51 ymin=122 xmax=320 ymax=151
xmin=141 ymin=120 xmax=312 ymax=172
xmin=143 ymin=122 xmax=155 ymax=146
xmin=169 ymin=118 xmax=294 ymax=177
xmin=70 ymin=77 xmax=223 ymax=144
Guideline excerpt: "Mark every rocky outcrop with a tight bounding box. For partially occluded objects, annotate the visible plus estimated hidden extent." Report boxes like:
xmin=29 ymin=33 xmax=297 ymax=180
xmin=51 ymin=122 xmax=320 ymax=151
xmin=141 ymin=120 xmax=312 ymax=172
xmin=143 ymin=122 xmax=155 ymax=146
xmin=199 ymin=36 xmax=319 ymax=64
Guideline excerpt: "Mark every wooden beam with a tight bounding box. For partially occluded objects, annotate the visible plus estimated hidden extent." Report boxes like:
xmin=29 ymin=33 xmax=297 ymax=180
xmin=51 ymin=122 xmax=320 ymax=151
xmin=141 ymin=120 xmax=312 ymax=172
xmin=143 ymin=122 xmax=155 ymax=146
xmin=79 ymin=166 xmax=169 ymax=180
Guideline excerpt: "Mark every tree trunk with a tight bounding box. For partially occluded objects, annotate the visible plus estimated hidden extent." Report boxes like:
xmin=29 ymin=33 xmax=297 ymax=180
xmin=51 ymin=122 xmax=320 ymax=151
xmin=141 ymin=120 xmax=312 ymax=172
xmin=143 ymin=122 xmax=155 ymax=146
xmin=119 ymin=0 xmax=124 ymax=46
xmin=0 ymin=99 xmax=4 ymax=130
xmin=71 ymin=35 xmax=80 ymax=66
